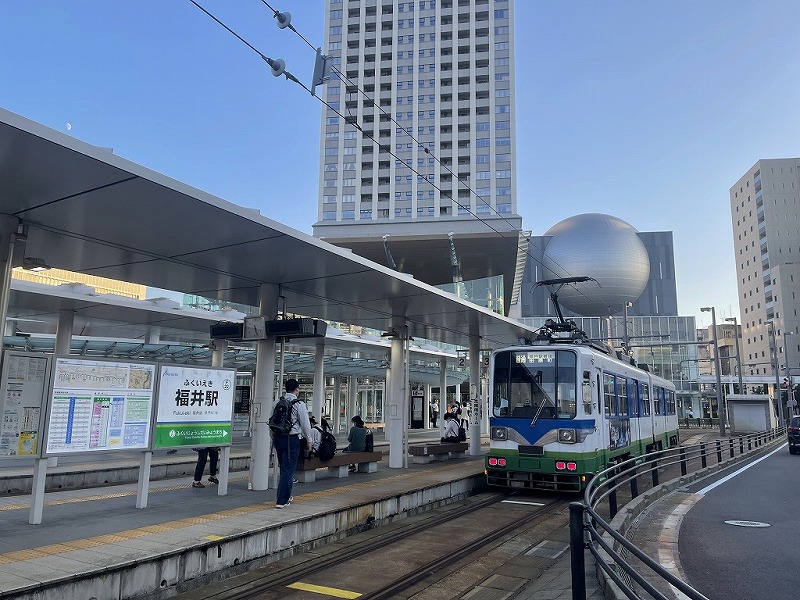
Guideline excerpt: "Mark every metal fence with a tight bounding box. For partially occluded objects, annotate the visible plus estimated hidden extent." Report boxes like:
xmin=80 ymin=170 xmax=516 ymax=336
xmin=569 ymin=428 xmax=786 ymax=600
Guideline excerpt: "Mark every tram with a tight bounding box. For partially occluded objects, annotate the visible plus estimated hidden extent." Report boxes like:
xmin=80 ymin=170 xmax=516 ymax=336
xmin=485 ymin=284 xmax=678 ymax=492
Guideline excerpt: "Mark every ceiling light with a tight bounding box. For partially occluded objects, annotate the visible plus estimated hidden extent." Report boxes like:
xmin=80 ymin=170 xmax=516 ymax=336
xmin=22 ymin=257 xmax=51 ymax=272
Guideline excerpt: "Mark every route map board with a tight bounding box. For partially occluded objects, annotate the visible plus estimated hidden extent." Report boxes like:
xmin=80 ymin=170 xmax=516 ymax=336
xmin=45 ymin=357 xmax=156 ymax=454
xmin=153 ymin=366 xmax=235 ymax=448
xmin=0 ymin=352 xmax=50 ymax=458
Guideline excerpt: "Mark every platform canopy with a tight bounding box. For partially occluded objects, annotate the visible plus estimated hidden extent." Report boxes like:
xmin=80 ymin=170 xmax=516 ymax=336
xmin=0 ymin=108 xmax=536 ymax=349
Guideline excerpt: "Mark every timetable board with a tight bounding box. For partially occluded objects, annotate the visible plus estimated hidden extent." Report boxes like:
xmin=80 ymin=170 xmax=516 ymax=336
xmin=44 ymin=357 xmax=156 ymax=454
xmin=0 ymin=352 xmax=50 ymax=458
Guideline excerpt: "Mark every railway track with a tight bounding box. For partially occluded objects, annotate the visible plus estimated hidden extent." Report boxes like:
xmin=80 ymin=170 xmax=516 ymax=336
xmin=173 ymin=491 xmax=572 ymax=600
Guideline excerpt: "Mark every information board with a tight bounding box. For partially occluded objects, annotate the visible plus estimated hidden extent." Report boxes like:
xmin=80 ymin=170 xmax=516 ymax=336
xmin=45 ymin=357 xmax=156 ymax=454
xmin=0 ymin=352 xmax=50 ymax=457
xmin=153 ymin=365 xmax=235 ymax=448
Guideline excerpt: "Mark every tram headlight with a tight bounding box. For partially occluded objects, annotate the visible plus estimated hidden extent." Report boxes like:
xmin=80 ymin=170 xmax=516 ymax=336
xmin=558 ymin=428 xmax=577 ymax=444
xmin=488 ymin=457 xmax=507 ymax=467
xmin=491 ymin=426 xmax=508 ymax=441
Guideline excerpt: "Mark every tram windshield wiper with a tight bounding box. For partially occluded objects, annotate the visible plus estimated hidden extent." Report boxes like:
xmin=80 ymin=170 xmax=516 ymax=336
xmin=529 ymin=372 xmax=555 ymax=427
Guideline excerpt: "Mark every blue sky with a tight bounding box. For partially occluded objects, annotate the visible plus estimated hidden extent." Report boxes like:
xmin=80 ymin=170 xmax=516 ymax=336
xmin=2 ymin=0 xmax=799 ymax=327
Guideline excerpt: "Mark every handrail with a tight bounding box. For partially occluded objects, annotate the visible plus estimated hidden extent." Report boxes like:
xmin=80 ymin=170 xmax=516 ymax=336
xmin=569 ymin=427 xmax=786 ymax=600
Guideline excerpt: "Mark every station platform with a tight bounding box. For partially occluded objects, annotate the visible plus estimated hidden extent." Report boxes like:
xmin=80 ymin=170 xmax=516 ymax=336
xmin=0 ymin=429 xmax=602 ymax=600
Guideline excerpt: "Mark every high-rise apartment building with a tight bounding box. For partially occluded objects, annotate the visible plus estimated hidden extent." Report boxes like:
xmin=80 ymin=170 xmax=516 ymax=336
xmin=313 ymin=0 xmax=524 ymax=306
xmin=730 ymin=158 xmax=800 ymax=377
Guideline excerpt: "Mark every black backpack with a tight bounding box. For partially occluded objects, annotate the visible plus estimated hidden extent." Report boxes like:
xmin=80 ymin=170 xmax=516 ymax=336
xmin=364 ymin=428 xmax=374 ymax=452
xmin=316 ymin=430 xmax=337 ymax=461
xmin=457 ymin=424 xmax=467 ymax=442
xmin=268 ymin=396 xmax=299 ymax=435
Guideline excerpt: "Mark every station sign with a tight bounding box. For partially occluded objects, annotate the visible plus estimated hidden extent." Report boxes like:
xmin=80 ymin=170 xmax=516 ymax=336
xmin=153 ymin=365 xmax=235 ymax=448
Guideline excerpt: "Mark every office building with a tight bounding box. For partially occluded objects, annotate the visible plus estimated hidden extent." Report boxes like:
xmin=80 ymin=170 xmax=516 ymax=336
xmin=313 ymin=0 xmax=524 ymax=313
xmin=730 ymin=158 xmax=800 ymax=377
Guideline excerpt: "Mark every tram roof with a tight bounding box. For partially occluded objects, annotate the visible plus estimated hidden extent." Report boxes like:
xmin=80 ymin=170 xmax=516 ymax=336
xmin=0 ymin=108 xmax=536 ymax=349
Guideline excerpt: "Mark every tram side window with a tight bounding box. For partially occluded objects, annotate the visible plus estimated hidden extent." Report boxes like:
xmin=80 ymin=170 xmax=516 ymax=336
xmin=604 ymin=373 xmax=616 ymax=416
xmin=555 ymin=351 xmax=577 ymax=418
xmin=618 ymin=376 xmax=628 ymax=416
xmin=641 ymin=383 xmax=651 ymax=416
xmin=666 ymin=390 xmax=676 ymax=414
xmin=654 ymin=387 xmax=663 ymax=415
xmin=492 ymin=351 xmax=511 ymax=416
xmin=627 ymin=379 xmax=638 ymax=416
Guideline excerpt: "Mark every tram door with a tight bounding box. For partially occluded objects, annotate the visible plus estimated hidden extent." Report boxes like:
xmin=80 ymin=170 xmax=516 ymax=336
xmin=596 ymin=369 xmax=607 ymax=451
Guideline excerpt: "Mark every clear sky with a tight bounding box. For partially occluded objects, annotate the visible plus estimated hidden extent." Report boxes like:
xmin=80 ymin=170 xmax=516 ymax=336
xmin=2 ymin=0 xmax=799 ymax=328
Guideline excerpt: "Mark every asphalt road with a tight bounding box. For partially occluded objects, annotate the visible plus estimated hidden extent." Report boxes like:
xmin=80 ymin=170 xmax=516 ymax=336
xmin=680 ymin=442 xmax=798 ymax=600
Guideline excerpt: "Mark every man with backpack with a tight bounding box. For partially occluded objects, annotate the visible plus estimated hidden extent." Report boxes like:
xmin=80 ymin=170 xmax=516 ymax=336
xmin=269 ymin=378 xmax=312 ymax=509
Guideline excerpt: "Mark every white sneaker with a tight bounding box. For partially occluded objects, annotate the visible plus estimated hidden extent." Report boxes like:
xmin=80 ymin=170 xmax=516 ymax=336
xmin=275 ymin=503 xmax=289 ymax=509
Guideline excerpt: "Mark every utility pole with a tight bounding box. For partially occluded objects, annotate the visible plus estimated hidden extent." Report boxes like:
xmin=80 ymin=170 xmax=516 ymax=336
xmin=701 ymin=307 xmax=725 ymax=436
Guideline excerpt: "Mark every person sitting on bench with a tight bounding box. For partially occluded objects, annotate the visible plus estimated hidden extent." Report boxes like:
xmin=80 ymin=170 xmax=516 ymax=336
xmin=440 ymin=412 xmax=460 ymax=443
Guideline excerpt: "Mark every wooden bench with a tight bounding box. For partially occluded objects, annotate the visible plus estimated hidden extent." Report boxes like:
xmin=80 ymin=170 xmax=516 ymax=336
xmin=408 ymin=442 xmax=469 ymax=464
xmin=295 ymin=451 xmax=383 ymax=483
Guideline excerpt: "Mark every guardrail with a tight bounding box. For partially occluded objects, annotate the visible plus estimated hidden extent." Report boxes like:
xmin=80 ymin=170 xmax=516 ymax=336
xmin=569 ymin=427 xmax=786 ymax=600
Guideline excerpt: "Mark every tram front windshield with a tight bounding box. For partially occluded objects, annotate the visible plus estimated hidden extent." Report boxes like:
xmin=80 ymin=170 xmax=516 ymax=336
xmin=492 ymin=350 xmax=577 ymax=419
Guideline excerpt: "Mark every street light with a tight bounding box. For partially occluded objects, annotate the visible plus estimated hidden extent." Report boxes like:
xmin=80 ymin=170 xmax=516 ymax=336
xmin=724 ymin=317 xmax=744 ymax=393
xmin=767 ymin=320 xmax=786 ymax=426
xmin=784 ymin=331 xmax=794 ymax=418
xmin=701 ymin=307 xmax=725 ymax=436
xmin=622 ymin=301 xmax=633 ymax=350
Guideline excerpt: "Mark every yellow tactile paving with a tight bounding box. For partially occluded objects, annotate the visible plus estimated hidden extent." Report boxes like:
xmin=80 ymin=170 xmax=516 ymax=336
xmin=0 ymin=462 xmax=475 ymax=569
xmin=0 ymin=475 xmax=251 ymax=511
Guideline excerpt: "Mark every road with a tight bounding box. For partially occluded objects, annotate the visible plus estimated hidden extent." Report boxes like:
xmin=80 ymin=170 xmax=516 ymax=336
xmin=680 ymin=443 xmax=798 ymax=600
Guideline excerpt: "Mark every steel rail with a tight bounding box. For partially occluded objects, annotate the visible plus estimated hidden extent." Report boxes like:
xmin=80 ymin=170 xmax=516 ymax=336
xmin=184 ymin=492 xmax=543 ymax=600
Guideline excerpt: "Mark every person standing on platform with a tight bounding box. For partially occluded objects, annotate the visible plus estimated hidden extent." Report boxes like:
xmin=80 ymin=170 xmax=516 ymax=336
xmin=191 ymin=447 xmax=219 ymax=488
xmin=272 ymin=378 xmax=312 ymax=509
xmin=430 ymin=400 xmax=439 ymax=428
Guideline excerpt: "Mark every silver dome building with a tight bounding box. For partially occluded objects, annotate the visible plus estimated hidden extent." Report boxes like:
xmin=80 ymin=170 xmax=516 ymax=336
xmin=541 ymin=213 xmax=650 ymax=317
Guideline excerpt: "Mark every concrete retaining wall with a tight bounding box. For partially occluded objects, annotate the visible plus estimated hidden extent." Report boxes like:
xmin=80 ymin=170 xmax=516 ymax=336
xmin=6 ymin=473 xmax=486 ymax=600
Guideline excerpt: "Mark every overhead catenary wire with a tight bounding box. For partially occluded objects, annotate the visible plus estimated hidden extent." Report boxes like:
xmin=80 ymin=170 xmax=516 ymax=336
xmin=190 ymin=0 xmax=602 ymax=311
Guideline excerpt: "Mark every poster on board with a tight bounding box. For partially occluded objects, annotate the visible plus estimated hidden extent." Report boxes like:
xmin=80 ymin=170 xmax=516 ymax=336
xmin=45 ymin=357 xmax=156 ymax=454
xmin=0 ymin=352 xmax=51 ymax=457
xmin=153 ymin=365 xmax=235 ymax=449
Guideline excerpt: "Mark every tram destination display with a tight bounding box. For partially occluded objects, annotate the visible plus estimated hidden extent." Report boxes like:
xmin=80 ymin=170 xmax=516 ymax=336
xmin=45 ymin=357 xmax=156 ymax=454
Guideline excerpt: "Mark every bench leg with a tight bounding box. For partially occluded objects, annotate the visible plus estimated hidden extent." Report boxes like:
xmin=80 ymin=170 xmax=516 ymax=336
xmin=328 ymin=465 xmax=349 ymax=478
xmin=450 ymin=452 xmax=466 ymax=459
xmin=411 ymin=455 xmax=435 ymax=464
xmin=296 ymin=470 xmax=316 ymax=483
xmin=357 ymin=461 xmax=378 ymax=473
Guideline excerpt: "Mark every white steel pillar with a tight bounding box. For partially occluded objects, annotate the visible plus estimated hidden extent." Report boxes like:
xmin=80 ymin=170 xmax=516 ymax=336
xmin=333 ymin=377 xmax=342 ymax=433
xmin=388 ymin=336 xmax=404 ymax=467
xmin=468 ymin=335 xmax=482 ymax=455
xmin=251 ymin=284 xmax=278 ymax=491
xmin=424 ymin=383 xmax=432 ymax=428
xmin=384 ymin=367 xmax=391 ymax=441
xmin=54 ymin=309 xmax=74 ymax=355
xmin=348 ymin=375 xmax=358 ymax=423
xmin=439 ymin=357 xmax=447 ymax=438
xmin=211 ymin=340 xmax=230 ymax=496
xmin=313 ymin=338 xmax=325 ymax=421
